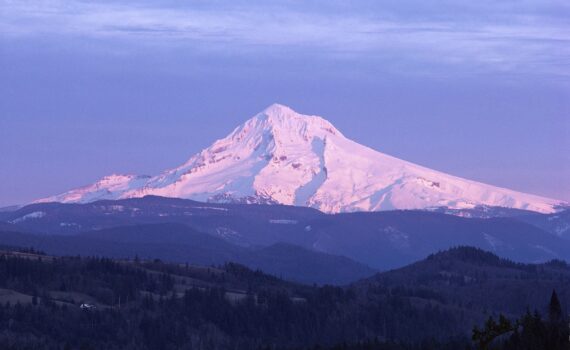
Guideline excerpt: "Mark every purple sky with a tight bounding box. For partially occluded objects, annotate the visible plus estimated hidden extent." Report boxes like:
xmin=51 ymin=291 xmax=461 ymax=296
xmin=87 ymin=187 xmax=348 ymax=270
xmin=1 ymin=0 xmax=569 ymax=206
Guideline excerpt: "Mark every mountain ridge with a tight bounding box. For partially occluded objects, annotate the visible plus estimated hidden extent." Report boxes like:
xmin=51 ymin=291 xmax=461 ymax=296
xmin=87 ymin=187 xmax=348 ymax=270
xmin=4 ymin=196 xmax=570 ymax=270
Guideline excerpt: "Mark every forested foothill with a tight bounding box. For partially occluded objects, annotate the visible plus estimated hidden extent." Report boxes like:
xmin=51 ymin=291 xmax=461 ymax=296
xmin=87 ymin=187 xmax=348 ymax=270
xmin=0 ymin=246 xmax=568 ymax=349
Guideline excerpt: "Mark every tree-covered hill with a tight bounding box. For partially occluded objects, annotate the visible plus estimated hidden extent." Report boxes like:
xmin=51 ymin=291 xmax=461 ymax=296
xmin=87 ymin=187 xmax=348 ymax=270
xmin=0 ymin=246 xmax=567 ymax=349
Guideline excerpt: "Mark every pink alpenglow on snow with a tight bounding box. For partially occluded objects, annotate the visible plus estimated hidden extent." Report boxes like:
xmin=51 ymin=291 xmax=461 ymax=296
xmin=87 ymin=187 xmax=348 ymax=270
xmin=36 ymin=104 xmax=567 ymax=214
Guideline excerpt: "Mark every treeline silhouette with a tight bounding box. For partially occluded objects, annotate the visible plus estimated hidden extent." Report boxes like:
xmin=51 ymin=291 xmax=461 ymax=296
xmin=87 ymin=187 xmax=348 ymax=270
xmin=472 ymin=290 xmax=568 ymax=350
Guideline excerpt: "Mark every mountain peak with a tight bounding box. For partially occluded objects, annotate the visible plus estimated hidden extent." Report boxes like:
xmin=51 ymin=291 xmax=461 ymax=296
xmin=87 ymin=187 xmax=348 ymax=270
xmin=262 ymin=103 xmax=296 ymax=116
xmin=248 ymin=103 xmax=342 ymax=140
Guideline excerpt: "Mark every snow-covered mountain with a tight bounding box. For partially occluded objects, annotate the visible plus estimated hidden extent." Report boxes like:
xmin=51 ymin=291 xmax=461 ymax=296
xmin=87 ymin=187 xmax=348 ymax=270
xmin=37 ymin=104 xmax=566 ymax=213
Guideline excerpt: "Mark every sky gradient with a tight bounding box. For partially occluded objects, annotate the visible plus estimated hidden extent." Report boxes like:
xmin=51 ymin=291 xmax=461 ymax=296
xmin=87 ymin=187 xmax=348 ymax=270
xmin=1 ymin=0 xmax=569 ymax=206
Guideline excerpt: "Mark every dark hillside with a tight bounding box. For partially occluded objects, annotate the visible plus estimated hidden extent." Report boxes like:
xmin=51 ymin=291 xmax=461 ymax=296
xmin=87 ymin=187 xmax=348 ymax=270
xmin=0 ymin=246 xmax=567 ymax=349
xmin=358 ymin=246 xmax=570 ymax=316
xmin=0 ymin=225 xmax=376 ymax=285
xmin=4 ymin=197 xmax=569 ymax=271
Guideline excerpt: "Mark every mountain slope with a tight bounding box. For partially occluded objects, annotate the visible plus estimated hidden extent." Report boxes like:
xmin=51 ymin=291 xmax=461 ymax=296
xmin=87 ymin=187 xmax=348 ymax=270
xmin=239 ymin=243 xmax=376 ymax=285
xmin=36 ymin=104 xmax=565 ymax=213
xmin=515 ymin=209 xmax=570 ymax=240
xmin=356 ymin=246 xmax=570 ymax=316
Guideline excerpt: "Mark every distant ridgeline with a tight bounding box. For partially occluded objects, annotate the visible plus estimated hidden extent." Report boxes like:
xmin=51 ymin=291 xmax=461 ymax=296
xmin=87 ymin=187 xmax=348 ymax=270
xmin=1 ymin=196 xmax=570 ymax=277
xmin=0 ymin=246 xmax=568 ymax=350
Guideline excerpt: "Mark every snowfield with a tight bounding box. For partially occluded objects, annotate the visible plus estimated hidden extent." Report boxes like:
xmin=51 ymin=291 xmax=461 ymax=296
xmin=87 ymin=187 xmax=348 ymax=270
xmin=36 ymin=104 xmax=566 ymax=214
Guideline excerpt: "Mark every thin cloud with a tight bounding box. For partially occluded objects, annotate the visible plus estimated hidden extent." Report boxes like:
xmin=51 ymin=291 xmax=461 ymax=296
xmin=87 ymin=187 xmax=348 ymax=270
xmin=1 ymin=0 xmax=569 ymax=77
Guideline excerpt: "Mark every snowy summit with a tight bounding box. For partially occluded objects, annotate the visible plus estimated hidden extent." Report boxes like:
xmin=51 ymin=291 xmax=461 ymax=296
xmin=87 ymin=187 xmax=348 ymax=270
xmin=37 ymin=104 xmax=566 ymax=213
